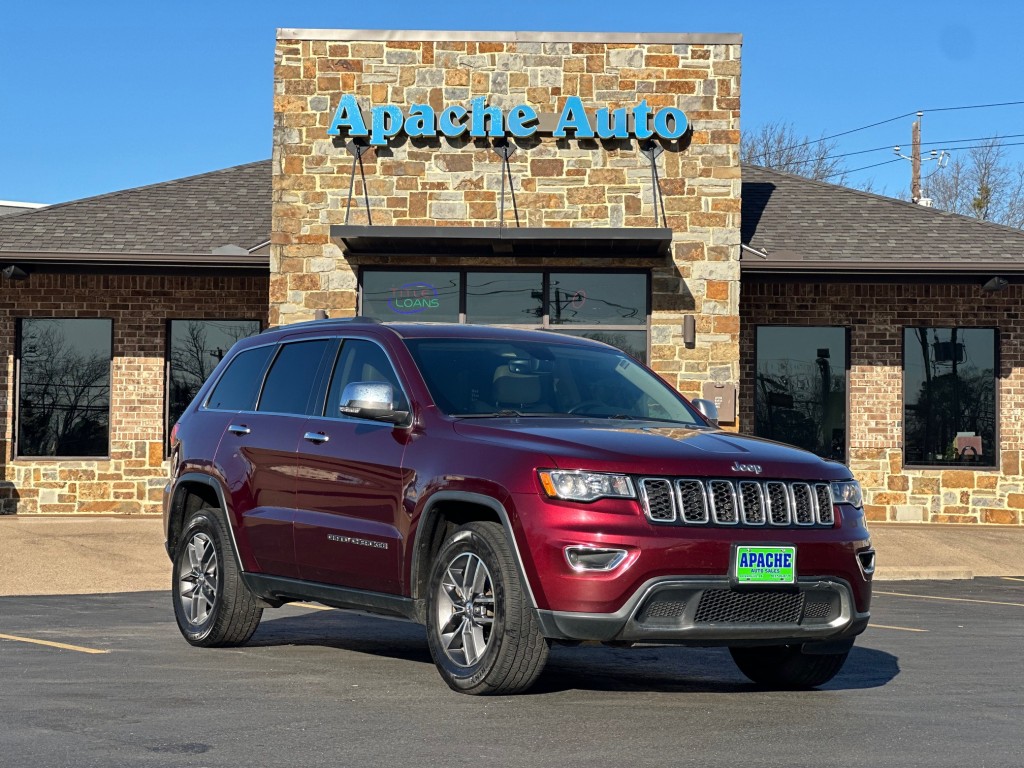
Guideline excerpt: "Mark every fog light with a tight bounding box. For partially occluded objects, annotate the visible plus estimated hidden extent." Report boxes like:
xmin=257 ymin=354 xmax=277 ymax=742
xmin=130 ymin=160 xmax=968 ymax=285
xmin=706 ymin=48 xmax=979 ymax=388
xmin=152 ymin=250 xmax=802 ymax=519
xmin=564 ymin=546 xmax=628 ymax=572
xmin=857 ymin=548 xmax=876 ymax=577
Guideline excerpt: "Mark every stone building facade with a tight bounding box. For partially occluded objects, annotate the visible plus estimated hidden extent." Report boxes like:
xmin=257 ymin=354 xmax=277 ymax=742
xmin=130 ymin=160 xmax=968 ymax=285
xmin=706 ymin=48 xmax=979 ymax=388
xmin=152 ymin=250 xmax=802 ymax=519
xmin=271 ymin=29 xmax=744 ymax=408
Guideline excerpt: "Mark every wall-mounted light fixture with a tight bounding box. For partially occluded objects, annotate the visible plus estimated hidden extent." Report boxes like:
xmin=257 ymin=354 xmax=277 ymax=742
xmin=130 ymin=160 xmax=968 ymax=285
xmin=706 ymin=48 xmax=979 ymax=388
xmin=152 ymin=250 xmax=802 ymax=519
xmin=1 ymin=264 xmax=28 ymax=281
xmin=682 ymin=314 xmax=696 ymax=347
xmin=981 ymin=276 xmax=1009 ymax=293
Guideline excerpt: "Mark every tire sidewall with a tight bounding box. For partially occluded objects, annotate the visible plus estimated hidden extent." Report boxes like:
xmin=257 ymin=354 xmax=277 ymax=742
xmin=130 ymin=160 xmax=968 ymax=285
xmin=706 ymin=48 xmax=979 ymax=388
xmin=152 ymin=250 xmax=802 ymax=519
xmin=426 ymin=527 xmax=509 ymax=691
xmin=172 ymin=509 xmax=226 ymax=645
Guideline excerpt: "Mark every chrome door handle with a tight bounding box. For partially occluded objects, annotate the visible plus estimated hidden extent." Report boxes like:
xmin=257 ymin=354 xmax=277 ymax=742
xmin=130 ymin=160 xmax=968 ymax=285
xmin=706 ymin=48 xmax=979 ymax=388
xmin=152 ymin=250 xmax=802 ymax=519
xmin=303 ymin=431 xmax=329 ymax=444
xmin=227 ymin=424 xmax=251 ymax=436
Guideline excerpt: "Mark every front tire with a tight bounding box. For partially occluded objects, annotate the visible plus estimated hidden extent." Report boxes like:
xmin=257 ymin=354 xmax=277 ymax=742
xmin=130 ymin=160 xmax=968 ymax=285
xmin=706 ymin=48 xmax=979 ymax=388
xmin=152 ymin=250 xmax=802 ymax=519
xmin=172 ymin=506 xmax=263 ymax=647
xmin=426 ymin=522 xmax=549 ymax=695
xmin=729 ymin=644 xmax=850 ymax=689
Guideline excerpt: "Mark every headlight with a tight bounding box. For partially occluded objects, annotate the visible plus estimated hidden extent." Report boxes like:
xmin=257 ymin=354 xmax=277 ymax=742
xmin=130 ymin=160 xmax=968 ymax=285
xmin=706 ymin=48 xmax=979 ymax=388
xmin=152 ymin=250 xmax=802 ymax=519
xmin=831 ymin=480 xmax=863 ymax=509
xmin=538 ymin=470 xmax=635 ymax=502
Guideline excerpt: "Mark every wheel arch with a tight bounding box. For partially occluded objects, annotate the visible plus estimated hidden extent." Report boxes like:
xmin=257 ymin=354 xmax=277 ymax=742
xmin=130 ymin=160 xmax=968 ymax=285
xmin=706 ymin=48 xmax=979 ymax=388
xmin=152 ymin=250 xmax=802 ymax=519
xmin=410 ymin=491 xmax=538 ymax=622
xmin=166 ymin=473 xmax=237 ymax=565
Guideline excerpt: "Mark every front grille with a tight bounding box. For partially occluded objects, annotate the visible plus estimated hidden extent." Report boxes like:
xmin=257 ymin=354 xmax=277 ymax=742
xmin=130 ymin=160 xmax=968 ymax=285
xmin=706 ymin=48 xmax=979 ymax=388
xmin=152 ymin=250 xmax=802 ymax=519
xmin=639 ymin=478 xmax=835 ymax=529
xmin=639 ymin=599 xmax=689 ymax=621
xmin=803 ymin=600 xmax=833 ymax=619
xmin=695 ymin=589 xmax=804 ymax=624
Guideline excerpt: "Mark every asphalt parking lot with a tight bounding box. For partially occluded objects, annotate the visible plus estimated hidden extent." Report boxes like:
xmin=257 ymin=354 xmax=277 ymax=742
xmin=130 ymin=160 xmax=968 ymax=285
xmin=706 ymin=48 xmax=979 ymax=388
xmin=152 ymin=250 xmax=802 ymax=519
xmin=1 ymin=578 xmax=1022 ymax=768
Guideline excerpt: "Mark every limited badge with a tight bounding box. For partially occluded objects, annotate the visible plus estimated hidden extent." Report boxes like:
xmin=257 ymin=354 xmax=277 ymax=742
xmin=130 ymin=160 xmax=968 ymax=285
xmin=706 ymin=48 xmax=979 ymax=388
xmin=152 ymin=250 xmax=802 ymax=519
xmin=733 ymin=545 xmax=796 ymax=585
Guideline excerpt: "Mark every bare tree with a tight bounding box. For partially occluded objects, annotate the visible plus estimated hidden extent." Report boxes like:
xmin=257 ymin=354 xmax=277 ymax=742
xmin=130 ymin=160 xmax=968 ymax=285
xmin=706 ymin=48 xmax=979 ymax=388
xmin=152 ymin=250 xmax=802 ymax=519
xmin=741 ymin=121 xmax=848 ymax=184
xmin=925 ymin=138 xmax=1024 ymax=228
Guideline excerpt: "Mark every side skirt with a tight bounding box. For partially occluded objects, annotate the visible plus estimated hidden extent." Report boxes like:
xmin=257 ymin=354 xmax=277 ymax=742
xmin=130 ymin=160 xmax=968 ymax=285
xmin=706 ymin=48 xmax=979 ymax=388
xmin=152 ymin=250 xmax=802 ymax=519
xmin=242 ymin=573 xmax=421 ymax=623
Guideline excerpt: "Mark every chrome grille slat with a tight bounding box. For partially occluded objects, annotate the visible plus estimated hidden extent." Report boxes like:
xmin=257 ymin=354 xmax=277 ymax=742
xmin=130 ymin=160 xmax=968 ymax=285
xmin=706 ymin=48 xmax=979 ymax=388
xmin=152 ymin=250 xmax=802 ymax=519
xmin=738 ymin=481 xmax=766 ymax=525
xmin=675 ymin=480 xmax=709 ymax=523
xmin=814 ymin=483 xmax=835 ymax=525
xmin=639 ymin=478 xmax=676 ymax=523
xmin=765 ymin=481 xmax=791 ymax=525
xmin=708 ymin=480 xmax=739 ymax=525
xmin=638 ymin=478 xmax=835 ymax=529
xmin=791 ymin=483 xmax=815 ymax=525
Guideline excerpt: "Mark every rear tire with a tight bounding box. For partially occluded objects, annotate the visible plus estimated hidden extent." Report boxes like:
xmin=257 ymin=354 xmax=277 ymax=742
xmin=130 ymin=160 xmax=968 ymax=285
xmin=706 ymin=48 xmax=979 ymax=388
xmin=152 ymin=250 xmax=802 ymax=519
xmin=729 ymin=644 xmax=850 ymax=689
xmin=426 ymin=521 xmax=549 ymax=695
xmin=172 ymin=506 xmax=263 ymax=647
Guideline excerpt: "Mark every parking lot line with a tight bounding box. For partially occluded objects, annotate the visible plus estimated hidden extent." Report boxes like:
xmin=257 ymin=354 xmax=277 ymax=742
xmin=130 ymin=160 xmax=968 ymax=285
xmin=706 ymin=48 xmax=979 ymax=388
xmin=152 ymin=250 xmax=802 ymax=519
xmin=873 ymin=590 xmax=1024 ymax=608
xmin=0 ymin=632 xmax=109 ymax=655
xmin=868 ymin=623 xmax=928 ymax=633
xmin=1001 ymin=577 xmax=1024 ymax=583
xmin=296 ymin=603 xmax=334 ymax=611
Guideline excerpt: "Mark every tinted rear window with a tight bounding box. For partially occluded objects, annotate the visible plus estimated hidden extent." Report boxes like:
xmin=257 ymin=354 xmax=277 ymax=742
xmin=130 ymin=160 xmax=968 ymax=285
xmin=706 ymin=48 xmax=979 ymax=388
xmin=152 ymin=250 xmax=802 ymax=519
xmin=206 ymin=345 xmax=274 ymax=411
xmin=257 ymin=340 xmax=332 ymax=415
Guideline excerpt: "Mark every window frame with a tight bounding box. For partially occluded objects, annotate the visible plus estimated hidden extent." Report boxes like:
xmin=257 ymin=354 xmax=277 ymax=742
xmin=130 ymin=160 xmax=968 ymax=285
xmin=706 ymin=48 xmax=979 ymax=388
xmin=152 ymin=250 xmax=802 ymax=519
xmin=752 ymin=324 xmax=851 ymax=463
xmin=14 ymin=317 xmax=115 ymax=460
xmin=901 ymin=325 xmax=999 ymax=470
xmin=315 ymin=337 xmax=411 ymax=423
xmin=165 ymin=318 xmax=263 ymax=453
xmin=358 ymin=267 xmax=652 ymax=362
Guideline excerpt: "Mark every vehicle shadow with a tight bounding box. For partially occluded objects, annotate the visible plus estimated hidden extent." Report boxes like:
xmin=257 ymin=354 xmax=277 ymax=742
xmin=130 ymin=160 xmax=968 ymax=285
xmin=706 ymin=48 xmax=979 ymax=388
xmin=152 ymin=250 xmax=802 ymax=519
xmin=253 ymin=610 xmax=900 ymax=694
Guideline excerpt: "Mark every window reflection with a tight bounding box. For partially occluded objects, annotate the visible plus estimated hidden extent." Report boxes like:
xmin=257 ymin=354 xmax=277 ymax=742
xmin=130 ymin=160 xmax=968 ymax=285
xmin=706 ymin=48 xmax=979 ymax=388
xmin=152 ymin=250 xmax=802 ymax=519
xmin=169 ymin=320 xmax=261 ymax=434
xmin=903 ymin=328 xmax=996 ymax=467
xmin=361 ymin=271 xmax=460 ymax=322
xmin=18 ymin=319 xmax=112 ymax=457
xmin=549 ymin=273 xmax=646 ymax=325
xmin=755 ymin=327 xmax=847 ymax=460
xmin=466 ymin=272 xmax=542 ymax=324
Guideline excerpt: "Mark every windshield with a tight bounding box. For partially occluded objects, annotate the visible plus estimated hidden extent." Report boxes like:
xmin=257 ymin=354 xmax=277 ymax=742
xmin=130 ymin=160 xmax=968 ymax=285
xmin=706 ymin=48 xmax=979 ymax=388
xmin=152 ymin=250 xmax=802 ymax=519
xmin=404 ymin=336 xmax=705 ymax=425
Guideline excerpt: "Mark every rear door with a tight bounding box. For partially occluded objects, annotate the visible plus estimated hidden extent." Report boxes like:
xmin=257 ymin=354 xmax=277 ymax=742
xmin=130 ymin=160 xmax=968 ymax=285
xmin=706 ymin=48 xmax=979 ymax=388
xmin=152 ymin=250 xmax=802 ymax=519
xmin=293 ymin=337 xmax=412 ymax=593
xmin=214 ymin=338 xmax=335 ymax=578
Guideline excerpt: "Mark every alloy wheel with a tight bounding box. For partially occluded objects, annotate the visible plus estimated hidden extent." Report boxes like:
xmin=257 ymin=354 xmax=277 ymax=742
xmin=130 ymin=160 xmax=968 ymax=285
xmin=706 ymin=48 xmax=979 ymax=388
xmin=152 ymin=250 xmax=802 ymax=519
xmin=178 ymin=532 xmax=219 ymax=626
xmin=434 ymin=552 xmax=496 ymax=667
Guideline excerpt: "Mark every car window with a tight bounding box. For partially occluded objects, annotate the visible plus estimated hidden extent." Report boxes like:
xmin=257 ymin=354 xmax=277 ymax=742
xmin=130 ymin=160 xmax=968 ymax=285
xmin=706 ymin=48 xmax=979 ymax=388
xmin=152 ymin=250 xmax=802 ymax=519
xmin=205 ymin=345 xmax=275 ymax=411
xmin=324 ymin=339 xmax=409 ymax=417
xmin=257 ymin=340 xmax=332 ymax=415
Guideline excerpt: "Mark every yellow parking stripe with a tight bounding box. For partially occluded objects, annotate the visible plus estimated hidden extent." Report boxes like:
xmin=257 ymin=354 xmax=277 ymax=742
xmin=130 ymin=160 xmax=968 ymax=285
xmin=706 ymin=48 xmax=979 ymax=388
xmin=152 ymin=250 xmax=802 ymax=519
xmin=869 ymin=623 xmax=928 ymax=633
xmin=874 ymin=590 xmax=1024 ymax=608
xmin=296 ymin=603 xmax=333 ymax=611
xmin=1001 ymin=577 xmax=1024 ymax=583
xmin=0 ymin=633 xmax=108 ymax=655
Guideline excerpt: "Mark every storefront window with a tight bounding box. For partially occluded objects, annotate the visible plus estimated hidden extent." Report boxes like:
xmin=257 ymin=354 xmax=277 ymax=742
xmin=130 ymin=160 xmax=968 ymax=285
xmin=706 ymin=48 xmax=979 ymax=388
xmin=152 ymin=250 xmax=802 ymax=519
xmin=549 ymin=272 xmax=646 ymax=325
xmin=903 ymin=328 xmax=996 ymax=467
xmin=168 ymin=319 xmax=261 ymax=440
xmin=361 ymin=269 xmax=649 ymax=362
xmin=466 ymin=272 xmax=542 ymax=324
xmin=17 ymin=318 xmax=113 ymax=457
xmin=361 ymin=270 xmax=461 ymax=322
xmin=755 ymin=326 xmax=848 ymax=461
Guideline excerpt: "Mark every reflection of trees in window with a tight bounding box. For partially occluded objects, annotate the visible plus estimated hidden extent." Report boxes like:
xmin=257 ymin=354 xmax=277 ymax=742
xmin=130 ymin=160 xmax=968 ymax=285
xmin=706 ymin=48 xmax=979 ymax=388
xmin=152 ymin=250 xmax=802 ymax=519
xmin=18 ymin=320 xmax=111 ymax=457
xmin=169 ymin=320 xmax=259 ymax=430
xmin=904 ymin=328 xmax=995 ymax=465
xmin=755 ymin=329 xmax=846 ymax=461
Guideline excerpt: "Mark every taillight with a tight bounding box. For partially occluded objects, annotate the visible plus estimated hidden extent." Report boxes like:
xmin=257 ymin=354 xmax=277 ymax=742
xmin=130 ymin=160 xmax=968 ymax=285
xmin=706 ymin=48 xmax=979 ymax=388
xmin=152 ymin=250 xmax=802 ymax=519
xmin=169 ymin=421 xmax=180 ymax=447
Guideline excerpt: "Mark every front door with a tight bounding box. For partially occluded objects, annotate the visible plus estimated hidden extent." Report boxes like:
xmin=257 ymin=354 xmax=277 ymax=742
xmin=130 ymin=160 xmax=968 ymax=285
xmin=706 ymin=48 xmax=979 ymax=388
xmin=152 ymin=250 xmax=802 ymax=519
xmin=292 ymin=338 xmax=411 ymax=593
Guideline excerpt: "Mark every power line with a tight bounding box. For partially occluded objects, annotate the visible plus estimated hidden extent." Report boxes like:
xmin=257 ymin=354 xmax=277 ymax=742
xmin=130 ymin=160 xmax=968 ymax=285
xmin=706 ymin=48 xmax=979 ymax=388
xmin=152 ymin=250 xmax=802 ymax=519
xmin=752 ymin=100 xmax=1024 ymax=158
xmin=824 ymin=158 xmax=902 ymax=179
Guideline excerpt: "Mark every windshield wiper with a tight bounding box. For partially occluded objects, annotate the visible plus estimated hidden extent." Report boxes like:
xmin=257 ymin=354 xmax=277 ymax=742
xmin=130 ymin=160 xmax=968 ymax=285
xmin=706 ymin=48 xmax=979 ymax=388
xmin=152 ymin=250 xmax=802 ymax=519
xmin=451 ymin=409 xmax=524 ymax=418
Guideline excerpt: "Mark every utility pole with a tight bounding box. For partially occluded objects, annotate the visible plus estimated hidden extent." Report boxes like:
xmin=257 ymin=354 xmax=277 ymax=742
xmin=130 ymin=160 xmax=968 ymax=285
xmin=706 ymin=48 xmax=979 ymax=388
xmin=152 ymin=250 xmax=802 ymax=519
xmin=894 ymin=111 xmax=946 ymax=206
xmin=911 ymin=116 xmax=922 ymax=203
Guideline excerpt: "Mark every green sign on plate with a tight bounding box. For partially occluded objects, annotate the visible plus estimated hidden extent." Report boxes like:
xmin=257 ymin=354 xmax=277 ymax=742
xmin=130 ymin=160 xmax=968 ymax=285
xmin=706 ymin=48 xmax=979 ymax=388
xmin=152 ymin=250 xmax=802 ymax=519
xmin=734 ymin=545 xmax=796 ymax=585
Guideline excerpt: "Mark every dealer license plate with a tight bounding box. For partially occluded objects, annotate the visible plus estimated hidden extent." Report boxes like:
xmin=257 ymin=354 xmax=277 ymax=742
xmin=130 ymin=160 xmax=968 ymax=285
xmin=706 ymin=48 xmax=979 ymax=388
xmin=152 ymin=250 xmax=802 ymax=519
xmin=733 ymin=545 xmax=796 ymax=585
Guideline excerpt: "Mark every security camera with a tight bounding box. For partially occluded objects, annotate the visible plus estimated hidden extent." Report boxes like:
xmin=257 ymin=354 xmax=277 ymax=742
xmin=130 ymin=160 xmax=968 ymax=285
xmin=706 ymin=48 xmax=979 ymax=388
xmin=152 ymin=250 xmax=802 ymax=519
xmin=1 ymin=264 xmax=28 ymax=280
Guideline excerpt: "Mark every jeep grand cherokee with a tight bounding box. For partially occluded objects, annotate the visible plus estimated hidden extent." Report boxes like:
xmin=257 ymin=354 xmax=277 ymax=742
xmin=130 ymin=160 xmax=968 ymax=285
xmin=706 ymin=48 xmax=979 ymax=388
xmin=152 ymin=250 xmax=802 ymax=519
xmin=164 ymin=318 xmax=873 ymax=695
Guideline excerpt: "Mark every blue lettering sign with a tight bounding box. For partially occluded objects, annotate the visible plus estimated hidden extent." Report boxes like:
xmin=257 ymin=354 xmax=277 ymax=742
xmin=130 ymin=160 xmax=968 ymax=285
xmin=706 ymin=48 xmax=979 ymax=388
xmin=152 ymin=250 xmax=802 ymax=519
xmin=554 ymin=96 xmax=595 ymax=139
xmin=370 ymin=105 xmax=403 ymax=146
xmin=507 ymin=105 xmax=538 ymax=137
xmin=327 ymin=94 xmax=369 ymax=137
xmin=439 ymin=105 xmax=468 ymax=136
xmin=405 ymin=104 xmax=435 ymax=137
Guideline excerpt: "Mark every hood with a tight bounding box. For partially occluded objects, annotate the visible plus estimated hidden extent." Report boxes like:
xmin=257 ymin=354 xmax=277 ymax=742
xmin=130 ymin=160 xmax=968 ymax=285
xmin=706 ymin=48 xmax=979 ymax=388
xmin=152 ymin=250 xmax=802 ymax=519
xmin=451 ymin=418 xmax=850 ymax=481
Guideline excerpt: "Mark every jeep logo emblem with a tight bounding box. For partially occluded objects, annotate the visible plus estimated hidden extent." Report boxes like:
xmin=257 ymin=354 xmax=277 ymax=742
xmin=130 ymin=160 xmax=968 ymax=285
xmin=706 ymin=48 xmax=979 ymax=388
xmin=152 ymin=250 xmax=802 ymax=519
xmin=731 ymin=462 xmax=762 ymax=474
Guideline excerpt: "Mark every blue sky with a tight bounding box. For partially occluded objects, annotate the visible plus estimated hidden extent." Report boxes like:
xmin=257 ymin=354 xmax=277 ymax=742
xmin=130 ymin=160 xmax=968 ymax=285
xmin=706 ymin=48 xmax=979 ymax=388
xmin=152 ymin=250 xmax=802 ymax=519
xmin=1 ymin=1 xmax=1021 ymax=204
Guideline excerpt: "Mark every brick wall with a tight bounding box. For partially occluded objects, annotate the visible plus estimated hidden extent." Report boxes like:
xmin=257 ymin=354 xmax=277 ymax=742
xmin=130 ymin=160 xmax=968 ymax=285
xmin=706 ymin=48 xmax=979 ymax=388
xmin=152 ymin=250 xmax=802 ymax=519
xmin=740 ymin=281 xmax=1024 ymax=524
xmin=271 ymin=31 xmax=743 ymax=405
xmin=0 ymin=273 xmax=268 ymax=515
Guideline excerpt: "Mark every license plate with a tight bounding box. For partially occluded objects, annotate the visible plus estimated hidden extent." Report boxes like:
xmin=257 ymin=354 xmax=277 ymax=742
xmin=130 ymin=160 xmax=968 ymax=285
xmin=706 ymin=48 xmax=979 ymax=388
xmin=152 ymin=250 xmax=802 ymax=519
xmin=733 ymin=545 xmax=796 ymax=585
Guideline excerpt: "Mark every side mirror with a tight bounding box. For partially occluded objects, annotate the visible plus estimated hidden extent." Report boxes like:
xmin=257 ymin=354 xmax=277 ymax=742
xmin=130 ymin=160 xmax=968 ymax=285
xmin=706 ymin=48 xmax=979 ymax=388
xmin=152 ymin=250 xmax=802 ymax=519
xmin=339 ymin=382 xmax=409 ymax=425
xmin=691 ymin=398 xmax=719 ymax=427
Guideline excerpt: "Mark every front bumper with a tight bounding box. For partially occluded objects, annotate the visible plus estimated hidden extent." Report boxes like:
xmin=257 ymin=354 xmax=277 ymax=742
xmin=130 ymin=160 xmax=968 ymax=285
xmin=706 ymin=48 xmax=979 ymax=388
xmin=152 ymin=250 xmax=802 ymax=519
xmin=535 ymin=576 xmax=869 ymax=646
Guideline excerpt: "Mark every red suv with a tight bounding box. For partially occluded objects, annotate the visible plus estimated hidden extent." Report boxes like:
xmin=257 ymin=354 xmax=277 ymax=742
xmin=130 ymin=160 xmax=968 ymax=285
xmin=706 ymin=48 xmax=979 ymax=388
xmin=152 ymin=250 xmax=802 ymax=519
xmin=164 ymin=319 xmax=873 ymax=695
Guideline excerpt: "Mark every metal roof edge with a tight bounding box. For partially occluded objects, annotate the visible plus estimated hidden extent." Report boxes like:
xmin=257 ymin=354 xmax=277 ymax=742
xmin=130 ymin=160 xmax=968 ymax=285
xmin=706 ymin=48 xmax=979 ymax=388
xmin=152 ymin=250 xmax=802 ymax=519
xmin=278 ymin=29 xmax=742 ymax=45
